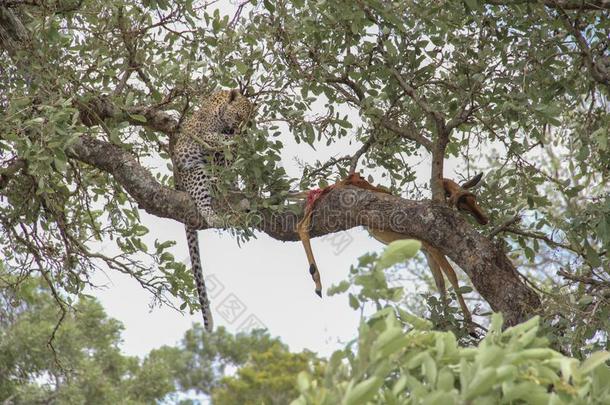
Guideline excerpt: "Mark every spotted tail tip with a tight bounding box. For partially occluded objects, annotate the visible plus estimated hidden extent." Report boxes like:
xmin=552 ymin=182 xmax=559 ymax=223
xmin=203 ymin=309 xmax=214 ymax=332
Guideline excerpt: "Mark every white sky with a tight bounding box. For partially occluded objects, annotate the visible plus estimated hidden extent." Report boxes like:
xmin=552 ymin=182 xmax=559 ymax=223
xmin=87 ymin=0 xmax=463 ymax=359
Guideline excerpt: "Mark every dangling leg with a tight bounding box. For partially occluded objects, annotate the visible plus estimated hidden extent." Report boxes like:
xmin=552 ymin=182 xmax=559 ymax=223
xmin=297 ymin=210 xmax=322 ymax=297
xmin=370 ymin=230 xmax=449 ymax=309
xmin=433 ymin=250 xmax=475 ymax=334
xmin=422 ymin=248 xmax=448 ymax=307
xmin=422 ymin=243 xmax=473 ymax=328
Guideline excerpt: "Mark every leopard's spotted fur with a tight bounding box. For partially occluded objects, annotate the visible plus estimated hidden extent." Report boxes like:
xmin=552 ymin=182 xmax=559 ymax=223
xmin=172 ymin=89 xmax=254 ymax=331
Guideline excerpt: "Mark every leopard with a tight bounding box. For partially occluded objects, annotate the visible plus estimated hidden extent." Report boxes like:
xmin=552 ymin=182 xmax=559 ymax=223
xmin=172 ymin=89 xmax=255 ymax=332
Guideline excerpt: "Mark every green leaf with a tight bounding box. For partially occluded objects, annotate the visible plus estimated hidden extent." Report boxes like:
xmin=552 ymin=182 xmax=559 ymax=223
xmin=437 ymin=367 xmax=455 ymax=391
xmin=376 ymin=239 xmax=421 ymax=270
xmin=464 ymin=367 xmax=496 ymax=400
xmin=348 ymin=293 xmax=360 ymax=310
xmin=263 ymin=0 xmax=275 ymax=12
xmin=53 ymin=156 xmax=67 ymax=172
xmin=593 ymin=127 xmax=608 ymax=151
xmin=423 ymin=353 xmax=438 ymax=384
xmin=504 ymin=316 xmax=539 ymax=337
xmin=129 ymin=114 xmax=147 ymax=123
xmin=578 ymin=295 xmax=594 ymax=306
xmin=457 ymin=286 xmax=473 ymax=294
xmin=372 ymin=326 xmax=403 ymax=357
xmin=235 ymin=60 xmax=249 ymax=74
xmin=297 ymin=371 xmax=310 ymax=391
xmin=344 ymin=376 xmax=383 ymax=405
xmin=397 ymin=309 xmax=433 ymax=330
xmin=328 ymin=280 xmax=350 ymax=295
xmin=584 ymin=242 xmax=602 ymax=268
xmin=580 ymin=351 xmax=610 ymax=374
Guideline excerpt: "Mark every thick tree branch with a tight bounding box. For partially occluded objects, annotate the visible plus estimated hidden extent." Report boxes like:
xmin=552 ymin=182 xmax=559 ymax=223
xmin=389 ymin=67 xmax=446 ymax=133
xmin=0 ymin=5 xmax=28 ymax=53
xmin=430 ymin=134 xmax=450 ymax=202
xmin=68 ymin=135 xmax=205 ymax=227
xmin=348 ymin=136 xmax=375 ymax=174
xmin=387 ymin=67 xmax=449 ymax=201
xmin=67 ymin=135 xmax=540 ymax=326
xmin=76 ymin=97 xmax=180 ymax=135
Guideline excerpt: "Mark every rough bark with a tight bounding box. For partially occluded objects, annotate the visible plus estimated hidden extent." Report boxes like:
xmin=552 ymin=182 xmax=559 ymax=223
xmin=68 ymin=134 xmax=541 ymax=326
xmin=0 ymin=6 xmax=28 ymax=53
xmin=68 ymin=135 xmax=203 ymax=226
xmin=76 ymin=96 xmax=180 ymax=134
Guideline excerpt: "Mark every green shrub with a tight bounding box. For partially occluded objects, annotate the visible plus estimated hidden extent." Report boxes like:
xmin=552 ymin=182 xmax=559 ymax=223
xmin=292 ymin=312 xmax=610 ymax=405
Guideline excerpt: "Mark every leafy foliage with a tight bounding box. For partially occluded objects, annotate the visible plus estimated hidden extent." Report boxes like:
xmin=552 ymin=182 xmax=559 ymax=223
xmin=296 ymin=249 xmax=610 ymax=405
xmin=212 ymin=343 xmax=325 ymax=405
xmin=1 ymin=0 xmax=609 ymax=384
xmin=167 ymin=323 xmax=285 ymax=395
xmin=0 ymin=271 xmax=324 ymax=404
xmin=0 ymin=274 xmax=176 ymax=404
xmin=329 ymin=240 xmax=477 ymax=343
xmin=328 ymin=241 xmax=418 ymax=313
xmin=293 ymin=311 xmax=610 ymax=405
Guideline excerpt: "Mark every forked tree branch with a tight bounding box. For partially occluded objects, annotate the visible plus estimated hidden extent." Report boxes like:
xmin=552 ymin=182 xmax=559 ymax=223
xmin=555 ymin=6 xmax=610 ymax=86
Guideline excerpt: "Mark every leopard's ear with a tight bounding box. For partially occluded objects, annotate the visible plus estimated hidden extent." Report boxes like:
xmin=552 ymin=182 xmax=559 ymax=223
xmin=229 ymin=89 xmax=240 ymax=102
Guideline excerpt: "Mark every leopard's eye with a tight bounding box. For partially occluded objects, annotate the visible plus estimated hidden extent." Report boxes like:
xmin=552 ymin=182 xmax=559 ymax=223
xmin=222 ymin=126 xmax=235 ymax=135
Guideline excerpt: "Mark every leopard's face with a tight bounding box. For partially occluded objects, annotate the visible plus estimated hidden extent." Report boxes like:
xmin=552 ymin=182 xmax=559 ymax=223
xmin=203 ymin=89 xmax=255 ymax=135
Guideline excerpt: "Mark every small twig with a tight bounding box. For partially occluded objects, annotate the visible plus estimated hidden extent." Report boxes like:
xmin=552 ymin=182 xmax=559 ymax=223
xmin=489 ymin=215 xmax=521 ymax=237
xmin=388 ymin=67 xmax=444 ymax=129
xmin=504 ymin=226 xmax=579 ymax=255
xmin=558 ymin=269 xmax=610 ymax=287
xmin=379 ymin=118 xmax=433 ymax=151
xmin=306 ymin=156 xmax=350 ymax=179
xmin=229 ymin=0 xmax=250 ymax=29
xmin=554 ymin=2 xmax=610 ymax=85
xmin=514 ymin=267 xmax=554 ymax=296
xmin=348 ymin=136 xmax=375 ymax=174
xmin=15 ymin=223 xmax=67 ymax=370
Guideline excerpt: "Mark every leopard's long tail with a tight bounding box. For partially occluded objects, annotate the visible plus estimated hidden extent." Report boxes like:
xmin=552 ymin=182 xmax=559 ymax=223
xmin=185 ymin=225 xmax=214 ymax=332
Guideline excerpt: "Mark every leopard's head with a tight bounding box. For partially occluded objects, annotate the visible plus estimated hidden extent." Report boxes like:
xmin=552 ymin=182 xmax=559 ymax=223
xmin=204 ymin=89 xmax=255 ymax=135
